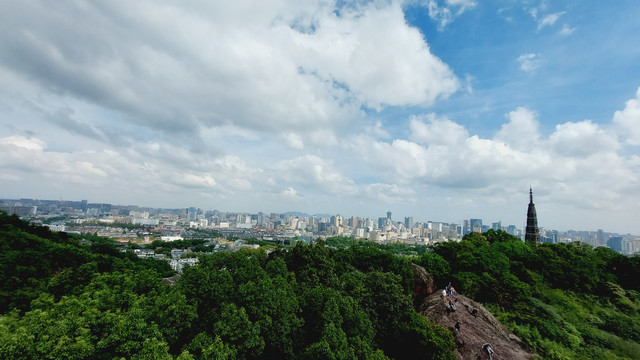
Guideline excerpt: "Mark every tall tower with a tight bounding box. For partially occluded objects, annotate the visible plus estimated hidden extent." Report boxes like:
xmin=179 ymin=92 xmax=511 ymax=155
xmin=525 ymin=187 xmax=540 ymax=245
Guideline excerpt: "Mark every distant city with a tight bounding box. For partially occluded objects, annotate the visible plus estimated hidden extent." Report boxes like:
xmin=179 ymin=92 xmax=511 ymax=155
xmin=1 ymin=197 xmax=639 ymax=256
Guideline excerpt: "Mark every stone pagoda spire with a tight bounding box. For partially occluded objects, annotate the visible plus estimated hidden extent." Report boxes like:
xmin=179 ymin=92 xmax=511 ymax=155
xmin=525 ymin=187 xmax=540 ymax=245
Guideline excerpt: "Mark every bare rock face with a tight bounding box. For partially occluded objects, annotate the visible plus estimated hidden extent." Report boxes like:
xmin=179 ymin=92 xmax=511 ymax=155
xmin=411 ymin=263 xmax=437 ymax=307
xmin=412 ymin=265 xmax=534 ymax=360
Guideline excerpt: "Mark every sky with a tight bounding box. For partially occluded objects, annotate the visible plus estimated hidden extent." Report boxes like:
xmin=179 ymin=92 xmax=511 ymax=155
xmin=1 ymin=0 xmax=640 ymax=234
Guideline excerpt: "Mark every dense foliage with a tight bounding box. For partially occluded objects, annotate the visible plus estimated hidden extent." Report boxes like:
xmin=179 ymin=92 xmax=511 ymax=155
xmin=0 ymin=212 xmax=455 ymax=359
xmin=417 ymin=230 xmax=640 ymax=360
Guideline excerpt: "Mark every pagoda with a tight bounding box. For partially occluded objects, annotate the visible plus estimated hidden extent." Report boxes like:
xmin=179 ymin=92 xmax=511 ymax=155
xmin=525 ymin=187 xmax=540 ymax=245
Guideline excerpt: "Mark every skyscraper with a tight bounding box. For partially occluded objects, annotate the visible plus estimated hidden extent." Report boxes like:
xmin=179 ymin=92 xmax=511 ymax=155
xmin=525 ymin=187 xmax=540 ymax=245
xmin=470 ymin=218 xmax=482 ymax=233
xmin=404 ymin=216 xmax=413 ymax=229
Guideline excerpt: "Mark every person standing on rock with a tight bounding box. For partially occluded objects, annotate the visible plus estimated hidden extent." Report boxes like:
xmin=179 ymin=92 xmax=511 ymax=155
xmin=482 ymin=343 xmax=494 ymax=360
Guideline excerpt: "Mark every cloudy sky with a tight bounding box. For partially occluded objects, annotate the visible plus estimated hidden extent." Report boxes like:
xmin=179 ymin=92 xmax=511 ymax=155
xmin=1 ymin=0 xmax=640 ymax=234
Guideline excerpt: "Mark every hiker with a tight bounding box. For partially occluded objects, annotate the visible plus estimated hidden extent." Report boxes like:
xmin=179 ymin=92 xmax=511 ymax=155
xmin=482 ymin=343 xmax=494 ymax=360
xmin=450 ymin=286 xmax=457 ymax=296
xmin=447 ymin=299 xmax=456 ymax=313
xmin=454 ymin=321 xmax=460 ymax=332
xmin=446 ymin=283 xmax=452 ymax=297
xmin=471 ymin=308 xmax=478 ymax=318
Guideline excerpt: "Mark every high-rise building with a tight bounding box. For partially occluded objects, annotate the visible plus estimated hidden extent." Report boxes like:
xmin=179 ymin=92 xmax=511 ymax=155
xmin=492 ymin=221 xmax=501 ymax=231
xmin=404 ymin=216 xmax=414 ymax=229
xmin=463 ymin=220 xmax=471 ymax=235
xmin=386 ymin=210 xmax=392 ymax=221
xmin=607 ymin=237 xmax=623 ymax=253
xmin=470 ymin=218 xmax=482 ymax=233
xmin=525 ymin=188 xmax=540 ymax=245
xmin=378 ymin=217 xmax=386 ymax=230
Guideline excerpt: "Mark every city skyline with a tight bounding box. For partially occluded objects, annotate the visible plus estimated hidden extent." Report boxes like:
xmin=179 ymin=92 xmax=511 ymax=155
xmin=1 ymin=2 xmax=640 ymax=234
xmin=2 ymin=195 xmax=635 ymax=237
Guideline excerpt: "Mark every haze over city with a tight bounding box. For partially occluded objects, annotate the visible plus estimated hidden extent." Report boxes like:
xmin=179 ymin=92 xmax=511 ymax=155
xmin=1 ymin=1 xmax=639 ymax=234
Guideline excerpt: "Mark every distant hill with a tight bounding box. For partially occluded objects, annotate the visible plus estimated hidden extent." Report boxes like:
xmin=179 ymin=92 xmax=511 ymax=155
xmin=283 ymin=211 xmax=333 ymax=218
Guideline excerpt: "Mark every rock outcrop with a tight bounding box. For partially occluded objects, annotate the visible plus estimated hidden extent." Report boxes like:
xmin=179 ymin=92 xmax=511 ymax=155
xmin=411 ymin=263 xmax=437 ymax=307
xmin=412 ymin=265 xmax=535 ymax=360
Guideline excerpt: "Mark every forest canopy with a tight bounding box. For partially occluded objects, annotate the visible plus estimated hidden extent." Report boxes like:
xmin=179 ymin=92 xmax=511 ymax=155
xmin=0 ymin=211 xmax=454 ymax=360
xmin=1 ymin=211 xmax=639 ymax=360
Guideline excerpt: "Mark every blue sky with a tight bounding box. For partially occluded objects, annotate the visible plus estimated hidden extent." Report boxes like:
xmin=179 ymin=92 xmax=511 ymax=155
xmin=1 ymin=0 xmax=639 ymax=234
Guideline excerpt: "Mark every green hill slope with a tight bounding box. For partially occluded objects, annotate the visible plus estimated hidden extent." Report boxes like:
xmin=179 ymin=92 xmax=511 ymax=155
xmin=417 ymin=230 xmax=640 ymax=359
xmin=0 ymin=212 xmax=455 ymax=360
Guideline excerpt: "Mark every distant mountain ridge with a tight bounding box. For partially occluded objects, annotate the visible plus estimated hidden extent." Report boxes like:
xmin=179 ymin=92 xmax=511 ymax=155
xmin=283 ymin=211 xmax=333 ymax=218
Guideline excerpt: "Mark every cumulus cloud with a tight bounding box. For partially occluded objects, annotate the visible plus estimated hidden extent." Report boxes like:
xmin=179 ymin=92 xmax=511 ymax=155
xmin=0 ymin=0 xmax=458 ymax=143
xmin=494 ymin=107 xmax=540 ymax=151
xmin=283 ymin=133 xmax=304 ymax=149
xmin=350 ymin=91 xmax=640 ymax=218
xmin=409 ymin=113 xmax=469 ymax=145
xmin=0 ymin=134 xmax=258 ymax=204
xmin=359 ymin=183 xmax=416 ymax=204
xmin=270 ymin=155 xmax=354 ymax=191
xmin=294 ymin=2 xmax=459 ymax=109
xmin=613 ymin=87 xmax=640 ymax=145
xmin=281 ymin=187 xmax=300 ymax=200
xmin=548 ymin=121 xmax=619 ymax=157
xmin=0 ymin=136 xmax=110 ymax=184
xmin=517 ymin=53 xmax=541 ymax=72
xmin=0 ymin=135 xmax=45 ymax=151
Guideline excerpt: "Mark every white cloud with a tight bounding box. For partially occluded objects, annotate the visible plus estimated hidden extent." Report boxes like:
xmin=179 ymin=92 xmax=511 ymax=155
xmin=350 ymin=95 xmax=640 ymax=222
xmin=270 ymin=155 xmax=354 ymax=192
xmin=359 ymin=183 xmax=416 ymax=204
xmin=0 ymin=136 xmax=111 ymax=185
xmin=0 ymin=135 xmax=45 ymax=151
xmin=294 ymin=2 xmax=459 ymax=109
xmin=537 ymin=11 xmax=565 ymax=30
xmin=281 ymin=187 xmax=300 ymax=200
xmin=0 ymin=0 xmax=458 ymax=142
xmin=547 ymin=120 xmax=619 ymax=157
xmin=283 ymin=133 xmax=304 ymax=149
xmin=494 ymin=107 xmax=540 ymax=151
xmin=427 ymin=0 xmax=477 ymax=30
xmin=559 ymin=24 xmax=575 ymax=36
xmin=409 ymin=113 xmax=469 ymax=146
xmin=613 ymin=87 xmax=640 ymax=145
xmin=517 ymin=53 xmax=541 ymax=72
xmin=364 ymin=120 xmax=390 ymax=139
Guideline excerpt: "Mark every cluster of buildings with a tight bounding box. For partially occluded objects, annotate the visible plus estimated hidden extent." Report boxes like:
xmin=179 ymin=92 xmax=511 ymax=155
xmin=1 ymin=196 xmax=639 ymax=255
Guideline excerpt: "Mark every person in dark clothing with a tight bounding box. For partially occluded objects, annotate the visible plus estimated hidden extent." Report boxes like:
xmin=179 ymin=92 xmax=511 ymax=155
xmin=482 ymin=343 xmax=494 ymax=360
xmin=454 ymin=322 xmax=460 ymax=332
xmin=447 ymin=299 xmax=456 ymax=313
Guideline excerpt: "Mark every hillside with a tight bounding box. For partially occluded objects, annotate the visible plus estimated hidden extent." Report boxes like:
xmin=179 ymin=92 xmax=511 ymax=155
xmin=420 ymin=291 xmax=533 ymax=360
xmin=412 ymin=263 xmax=533 ymax=359
xmin=416 ymin=230 xmax=640 ymax=359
